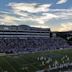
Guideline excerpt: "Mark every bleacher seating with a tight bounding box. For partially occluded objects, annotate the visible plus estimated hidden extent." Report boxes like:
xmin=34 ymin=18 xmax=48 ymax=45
xmin=0 ymin=37 xmax=69 ymax=53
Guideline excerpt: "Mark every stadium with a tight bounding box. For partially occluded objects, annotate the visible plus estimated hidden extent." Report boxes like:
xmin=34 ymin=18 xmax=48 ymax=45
xmin=0 ymin=25 xmax=71 ymax=54
xmin=0 ymin=25 xmax=72 ymax=72
xmin=0 ymin=0 xmax=72 ymax=71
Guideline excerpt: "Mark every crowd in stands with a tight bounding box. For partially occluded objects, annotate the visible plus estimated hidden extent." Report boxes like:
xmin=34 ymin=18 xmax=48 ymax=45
xmin=0 ymin=37 xmax=70 ymax=53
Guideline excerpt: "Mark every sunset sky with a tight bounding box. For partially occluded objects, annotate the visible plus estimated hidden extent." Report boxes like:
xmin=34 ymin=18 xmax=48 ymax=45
xmin=0 ymin=0 xmax=72 ymax=31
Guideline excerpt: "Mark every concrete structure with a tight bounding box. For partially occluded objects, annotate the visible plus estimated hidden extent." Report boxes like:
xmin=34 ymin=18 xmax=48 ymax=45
xmin=0 ymin=25 xmax=51 ymax=38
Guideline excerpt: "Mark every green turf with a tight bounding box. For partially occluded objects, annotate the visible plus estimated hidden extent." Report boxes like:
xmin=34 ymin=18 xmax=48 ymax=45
xmin=0 ymin=48 xmax=72 ymax=72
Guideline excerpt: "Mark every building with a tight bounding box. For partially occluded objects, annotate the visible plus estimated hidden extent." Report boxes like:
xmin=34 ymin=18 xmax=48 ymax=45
xmin=0 ymin=25 xmax=51 ymax=38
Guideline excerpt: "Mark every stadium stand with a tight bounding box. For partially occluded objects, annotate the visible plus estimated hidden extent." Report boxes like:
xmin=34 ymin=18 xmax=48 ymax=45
xmin=0 ymin=25 xmax=71 ymax=53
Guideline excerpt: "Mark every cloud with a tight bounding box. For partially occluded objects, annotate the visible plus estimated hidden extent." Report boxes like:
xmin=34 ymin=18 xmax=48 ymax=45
xmin=8 ymin=3 xmax=51 ymax=13
xmin=30 ymin=24 xmax=49 ymax=28
xmin=0 ymin=10 xmax=58 ymax=29
xmin=7 ymin=2 xmax=72 ymax=25
xmin=54 ymin=22 xmax=72 ymax=31
xmin=56 ymin=0 xmax=67 ymax=4
xmin=16 ymin=13 xmax=58 ymax=24
xmin=0 ymin=9 xmax=72 ymax=31
xmin=48 ymin=9 xmax=72 ymax=12
xmin=0 ymin=2 xmax=72 ymax=31
xmin=53 ymin=9 xmax=72 ymax=19
xmin=32 ymin=13 xmax=58 ymax=24
xmin=7 ymin=3 xmax=58 ymax=24
xmin=0 ymin=14 xmax=21 ymax=25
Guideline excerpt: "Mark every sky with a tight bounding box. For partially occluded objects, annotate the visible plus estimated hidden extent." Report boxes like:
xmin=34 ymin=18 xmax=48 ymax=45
xmin=0 ymin=0 xmax=72 ymax=31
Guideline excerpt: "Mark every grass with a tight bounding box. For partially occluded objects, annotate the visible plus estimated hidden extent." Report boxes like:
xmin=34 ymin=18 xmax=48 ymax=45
xmin=0 ymin=48 xmax=72 ymax=72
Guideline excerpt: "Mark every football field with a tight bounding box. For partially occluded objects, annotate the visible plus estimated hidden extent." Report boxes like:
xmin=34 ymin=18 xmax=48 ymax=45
xmin=0 ymin=48 xmax=72 ymax=72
